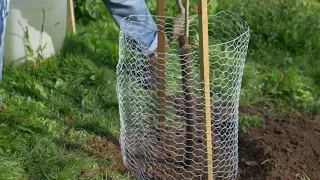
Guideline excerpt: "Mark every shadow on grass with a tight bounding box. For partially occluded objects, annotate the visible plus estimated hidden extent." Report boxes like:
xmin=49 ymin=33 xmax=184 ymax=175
xmin=54 ymin=30 xmax=122 ymax=145
xmin=73 ymin=122 xmax=120 ymax=148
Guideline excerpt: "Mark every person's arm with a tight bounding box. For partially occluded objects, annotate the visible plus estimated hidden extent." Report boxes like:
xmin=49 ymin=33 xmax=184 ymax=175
xmin=102 ymin=0 xmax=158 ymax=55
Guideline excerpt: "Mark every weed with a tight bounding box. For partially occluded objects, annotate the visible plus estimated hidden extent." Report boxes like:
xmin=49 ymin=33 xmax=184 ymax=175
xmin=18 ymin=9 xmax=48 ymax=64
xmin=239 ymin=115 xmax=262 ymax=133
xmin=300 ymin=172 xmax=311 ymax=180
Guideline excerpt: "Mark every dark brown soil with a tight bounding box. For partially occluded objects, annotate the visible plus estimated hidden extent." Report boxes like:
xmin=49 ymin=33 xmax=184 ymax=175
xmin=237 ymin=105 xmax=320 ymax=180
xmin=82 ymin=104 xmax=320 ymax=180
xmin=86 ymin=135 xmax=126 ymax=173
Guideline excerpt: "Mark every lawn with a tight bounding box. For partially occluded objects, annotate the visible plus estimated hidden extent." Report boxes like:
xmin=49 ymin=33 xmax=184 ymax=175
xmin=0 ymin=2 xmax=130 ymax=179
xmin=0 ymin=0 xmax=319 ymax=179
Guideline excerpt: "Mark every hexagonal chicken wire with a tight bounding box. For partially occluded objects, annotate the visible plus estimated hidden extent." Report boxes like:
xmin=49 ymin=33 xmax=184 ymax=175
xmin=116 ymin=10 xmax=250 ymax=180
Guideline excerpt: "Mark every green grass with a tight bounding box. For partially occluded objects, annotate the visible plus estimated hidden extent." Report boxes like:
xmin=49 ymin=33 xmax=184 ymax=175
xmin=217 ymin=0 xmax=320 ymax=116
xmin=0 ymin=0 xmax=319 ymax=178
xmin=0 ymin=6 xmax=131 ymax=179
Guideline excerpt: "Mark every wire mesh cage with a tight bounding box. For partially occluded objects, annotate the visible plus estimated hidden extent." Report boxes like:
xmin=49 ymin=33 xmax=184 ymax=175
xmin=116 ymin=10 xmax=250 ymax=180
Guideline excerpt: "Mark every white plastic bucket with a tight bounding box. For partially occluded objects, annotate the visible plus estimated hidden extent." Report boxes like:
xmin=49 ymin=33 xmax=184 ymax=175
xmin=3 ymin=0 xmax=67 ymax=65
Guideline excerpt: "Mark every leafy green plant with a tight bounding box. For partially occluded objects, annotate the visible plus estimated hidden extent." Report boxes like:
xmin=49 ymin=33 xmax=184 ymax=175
xmin=261 ymin=67 xmax=316 ymax=111
xmin=300 ymin=172 xmax=311 ymax=180
xmin=239 ymin=115 xmax=262 ymax=133
xmin=73 ymin=0 xmax=109 ymax=23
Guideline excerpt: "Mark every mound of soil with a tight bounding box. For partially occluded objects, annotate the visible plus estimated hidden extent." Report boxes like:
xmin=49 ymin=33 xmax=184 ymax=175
xmin=86 ymin=135 xmax=126 ymax=173
xmin=237 ymin=105 xmax=320 ymax=180
xmin=83 ymin=105 xmax=320 ymax=180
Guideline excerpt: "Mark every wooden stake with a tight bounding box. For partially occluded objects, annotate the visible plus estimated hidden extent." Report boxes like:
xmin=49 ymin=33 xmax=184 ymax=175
xmin=157 ymin=0 xmax=166 ymax=125
xmin=185 ymin=0 xmax=189 ymax=38
xmin=198 ymin=0 xmax=214 ymax=179
xmin=67 ymin=0 xmax=76 ymax=33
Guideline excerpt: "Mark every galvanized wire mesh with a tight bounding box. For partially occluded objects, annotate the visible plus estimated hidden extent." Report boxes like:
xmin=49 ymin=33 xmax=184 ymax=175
xmin=116 ymin=11 xmax=250 ymax=180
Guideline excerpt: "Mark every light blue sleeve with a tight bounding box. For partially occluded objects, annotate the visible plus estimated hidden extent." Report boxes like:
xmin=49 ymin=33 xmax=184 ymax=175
xmin=0 ymin=0 xmax=10 ymax=83
xmin=102 ymin=0 xmax=158 ymax=55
